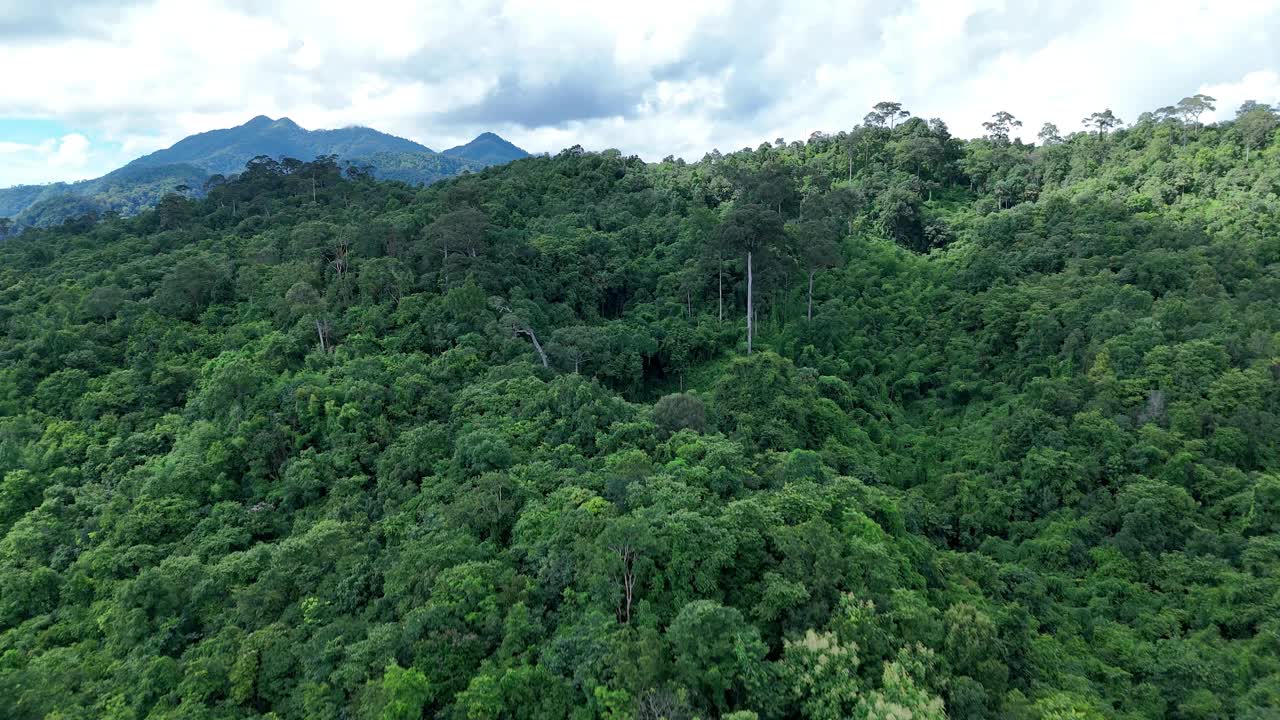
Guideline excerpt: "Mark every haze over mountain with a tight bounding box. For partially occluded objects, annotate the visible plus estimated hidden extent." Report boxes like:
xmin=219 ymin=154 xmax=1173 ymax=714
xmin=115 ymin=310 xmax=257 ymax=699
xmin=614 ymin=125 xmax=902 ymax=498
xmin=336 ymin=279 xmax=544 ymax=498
xmin=0 ymin=116 xmax=529 ymax=230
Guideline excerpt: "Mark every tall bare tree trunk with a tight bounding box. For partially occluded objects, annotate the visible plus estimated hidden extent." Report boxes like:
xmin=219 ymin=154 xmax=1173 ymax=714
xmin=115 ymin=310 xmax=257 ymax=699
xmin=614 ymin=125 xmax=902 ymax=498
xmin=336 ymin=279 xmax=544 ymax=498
xmin=314 ymin=319 xmax=328 ymax=353
xmin=525 ymin=329 xmax=549 ymax=368
xmin=807 ymin=270 xmax=815 ymax=322
xmin=746 ymin=250 xmax=753 ymax=354
xmin=717 ymin=252 xmax=724 ymax=323
xmin=613 ymin=544 xmax=636 ymax=624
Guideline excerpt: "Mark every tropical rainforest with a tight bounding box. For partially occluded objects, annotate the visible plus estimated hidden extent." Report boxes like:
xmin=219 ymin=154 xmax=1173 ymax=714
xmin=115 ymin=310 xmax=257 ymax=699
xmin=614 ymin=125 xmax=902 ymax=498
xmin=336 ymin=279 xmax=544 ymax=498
xmin=0 ymin=97 xmax=1278 ymax=720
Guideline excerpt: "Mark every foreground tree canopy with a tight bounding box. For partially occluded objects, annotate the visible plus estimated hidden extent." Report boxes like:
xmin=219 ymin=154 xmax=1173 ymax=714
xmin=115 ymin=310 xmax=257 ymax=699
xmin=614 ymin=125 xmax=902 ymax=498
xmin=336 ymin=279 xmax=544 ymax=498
xmin=1 ymin=100 xmax=1279 ymax=719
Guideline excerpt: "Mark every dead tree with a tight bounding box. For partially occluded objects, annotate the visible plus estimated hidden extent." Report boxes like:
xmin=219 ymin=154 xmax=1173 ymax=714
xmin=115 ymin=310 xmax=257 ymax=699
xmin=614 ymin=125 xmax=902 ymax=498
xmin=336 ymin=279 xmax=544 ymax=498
xmin=492 ymin=299 xmax=549 ymax=368
xmin=610 ymin=541 xmax=637 ymax=624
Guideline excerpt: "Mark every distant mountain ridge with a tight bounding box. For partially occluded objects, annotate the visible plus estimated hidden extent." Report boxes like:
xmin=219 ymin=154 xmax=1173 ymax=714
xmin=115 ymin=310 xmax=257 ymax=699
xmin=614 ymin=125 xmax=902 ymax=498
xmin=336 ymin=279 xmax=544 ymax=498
xmin=0 ymin=163 xmax=209 ymax=229
xmin=126 ymin=116 xmax=438 ymax=176
xmin=443 ymin=132 xmax=529 ymax=165
xmin=0 ymin=116 xmax=530 ymax=230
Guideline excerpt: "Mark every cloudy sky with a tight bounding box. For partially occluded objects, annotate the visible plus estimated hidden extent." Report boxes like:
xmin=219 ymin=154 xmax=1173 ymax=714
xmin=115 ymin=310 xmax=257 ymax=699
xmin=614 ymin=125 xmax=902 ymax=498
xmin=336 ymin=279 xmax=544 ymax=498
xmin=1 ymin=0 xmax=1278 ymax=187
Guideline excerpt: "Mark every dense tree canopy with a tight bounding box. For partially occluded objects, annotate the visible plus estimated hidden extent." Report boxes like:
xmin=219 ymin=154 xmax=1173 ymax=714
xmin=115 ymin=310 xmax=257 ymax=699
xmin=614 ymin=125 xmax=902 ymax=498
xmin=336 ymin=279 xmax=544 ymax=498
xmin=1 ymin=98 xmax=1278 ymax=720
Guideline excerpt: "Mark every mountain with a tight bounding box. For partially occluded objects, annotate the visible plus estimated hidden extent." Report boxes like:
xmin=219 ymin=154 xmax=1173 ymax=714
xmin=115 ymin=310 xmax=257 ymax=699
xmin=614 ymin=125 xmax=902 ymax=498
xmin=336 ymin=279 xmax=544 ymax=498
xmin=354 ymin=150 xmax=485 ymax=185
xmin=0 ymin=117 xmax=526 ymax=230
xmin=443 ymin=131 xmax=530 ymax=165
xmin=0 ymin=163 xmax=209 ymax=229
xmin=125 ymin=115 xmax=435 ymax=177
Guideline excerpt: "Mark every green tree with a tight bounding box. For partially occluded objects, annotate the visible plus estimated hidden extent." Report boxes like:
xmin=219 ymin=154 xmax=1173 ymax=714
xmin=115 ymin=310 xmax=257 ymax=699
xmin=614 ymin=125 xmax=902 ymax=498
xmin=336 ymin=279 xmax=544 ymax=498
xmin=869 ymin=101 xmax=911 ymax=129
xmin=1235 ymin=101 xmax=1278 ymax=161
xmin=718 ymin=204 xmax=784 ymax=354
xmin=1082 ymin=108 xmax=1123 ymax=136
xmin=668 ymin=600 xmax=767 ymax=714
xmin=286 ymin=281 xmax=331 ymax=352
xmin=789 ymin=217 xmax=843 ymax=321
xmin=653 ymin=393 xmax=707 ymax=435
xmin=982 ymin=111 xmax=1023 ymax=145
xmin=1038 ymin=123 xmax=1063 ymax=145
xmin=1176 ymin=93 xmax=1216 ymax=126
xmin=155 ymin=254 xmax=226 ymax=319
xmin=380 ymin=663 xmax=432 ymax=720
xmin=424 ymin=207 xmax=490 ymax=289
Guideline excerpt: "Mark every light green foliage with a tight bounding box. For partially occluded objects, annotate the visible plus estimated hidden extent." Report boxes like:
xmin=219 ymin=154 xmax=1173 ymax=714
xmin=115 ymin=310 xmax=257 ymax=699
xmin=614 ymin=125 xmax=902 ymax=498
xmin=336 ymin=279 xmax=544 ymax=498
xmin=380 ymin=663 xmax=432 ymax=720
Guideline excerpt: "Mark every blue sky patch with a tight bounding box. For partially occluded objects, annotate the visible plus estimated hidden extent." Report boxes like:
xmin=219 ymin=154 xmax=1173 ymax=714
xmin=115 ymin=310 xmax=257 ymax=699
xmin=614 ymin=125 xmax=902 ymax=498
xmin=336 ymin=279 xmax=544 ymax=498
xmin=0 ymin=118 xmax=78 ymax=144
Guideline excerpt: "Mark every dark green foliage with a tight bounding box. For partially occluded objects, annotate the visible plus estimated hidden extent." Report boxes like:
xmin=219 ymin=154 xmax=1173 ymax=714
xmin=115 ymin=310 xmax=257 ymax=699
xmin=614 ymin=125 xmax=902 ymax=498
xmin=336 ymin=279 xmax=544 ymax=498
xmin=0 ymin=100 xmax=1278 ymax=720
xmin=358 ymin=151 xmax=485 ymax=186
xmin=653 ymin=393 xmax=706 ymax=435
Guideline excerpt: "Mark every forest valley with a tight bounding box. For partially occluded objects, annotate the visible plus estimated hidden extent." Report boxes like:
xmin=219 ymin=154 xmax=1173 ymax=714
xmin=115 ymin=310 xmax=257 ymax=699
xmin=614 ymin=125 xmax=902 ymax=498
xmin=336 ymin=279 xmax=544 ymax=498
xmin=1 ymin=97 xmax=1279 ymax=720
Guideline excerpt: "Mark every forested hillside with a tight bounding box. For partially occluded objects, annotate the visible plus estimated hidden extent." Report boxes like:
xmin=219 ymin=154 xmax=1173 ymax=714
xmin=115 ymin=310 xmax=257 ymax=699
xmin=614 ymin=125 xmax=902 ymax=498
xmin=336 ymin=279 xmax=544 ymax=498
xmin=0 ymin=117 xmax=527 ymax=231
xmin=125 ymin=116 xmax=438 ymax=176
xmin=443 ymin=133 xmax=532 ymax=166
xmin=1 ymin=99 xmax=1278 ymax=720
xmin=0 ymin=164 xmax=211 ymax=231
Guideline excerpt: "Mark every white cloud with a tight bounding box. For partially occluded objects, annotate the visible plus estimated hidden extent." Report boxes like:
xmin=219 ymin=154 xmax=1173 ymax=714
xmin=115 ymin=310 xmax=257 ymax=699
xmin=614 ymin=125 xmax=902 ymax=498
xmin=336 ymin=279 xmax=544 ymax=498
xmin=0 ymin=141 xmax=40 ymax=154
xmin=0 ymin=0 xmax=1278 ymax=186
xmin=0 ymin=133 xmax=98 ymax=185
xmin=1200 ymin=70 xmax=1280 ymax=123
xmin=51 ymin=133 xmax=91 ymax=168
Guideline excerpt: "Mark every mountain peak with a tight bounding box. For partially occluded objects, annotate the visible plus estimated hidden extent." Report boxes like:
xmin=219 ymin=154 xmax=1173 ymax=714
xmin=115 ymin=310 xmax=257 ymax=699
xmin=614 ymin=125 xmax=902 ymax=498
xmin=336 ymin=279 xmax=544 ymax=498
xmin=2 ymin=118 xmax=527 ymax=227
xmin=443 ymin=132 xmax=529 ymax=165
xmin=123 ymin=117 xmax=434 ymax=176
xmin=243 ymin=115 xmax=299 ymax=130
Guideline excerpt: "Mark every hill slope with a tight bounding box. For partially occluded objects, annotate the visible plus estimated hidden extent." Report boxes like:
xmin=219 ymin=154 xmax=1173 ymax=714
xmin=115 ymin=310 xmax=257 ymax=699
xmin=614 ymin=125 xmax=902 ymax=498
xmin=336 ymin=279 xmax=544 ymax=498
xmin=0 ymin=118 xmax=526 ymax=231
xmin=0 ymin=103 xmax=1277 ymax=719
xmin=125 ymin=115 xmax=435 ymax=176
xmin=351 ymin=150 xmax=486 ymax=186
xmin=0 ymin=163 xmax=211 ymax=231
xmin=443 ymin=131 xmax=530 ymax=165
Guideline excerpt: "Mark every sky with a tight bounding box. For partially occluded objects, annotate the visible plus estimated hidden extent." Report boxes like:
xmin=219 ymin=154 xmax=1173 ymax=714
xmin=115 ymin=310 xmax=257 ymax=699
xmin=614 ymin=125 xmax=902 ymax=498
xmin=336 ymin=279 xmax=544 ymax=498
xmin=1 ymin=0 xmax=1278 ymax=187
